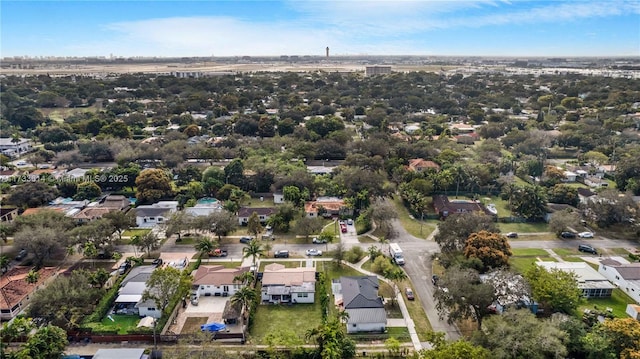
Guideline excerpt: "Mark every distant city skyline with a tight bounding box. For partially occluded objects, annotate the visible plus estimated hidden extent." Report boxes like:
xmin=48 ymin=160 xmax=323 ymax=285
xmin=1 ymin=0 xmax=639 ymax=58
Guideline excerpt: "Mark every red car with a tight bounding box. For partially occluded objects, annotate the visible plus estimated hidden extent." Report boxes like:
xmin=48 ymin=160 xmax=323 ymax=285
xmin=340 ymin=224 xmax=347 ymax=233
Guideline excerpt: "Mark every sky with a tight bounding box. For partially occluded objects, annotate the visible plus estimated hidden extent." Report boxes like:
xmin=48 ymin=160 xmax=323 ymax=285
xmin=1 ymin=0 xmax=639 ymax=58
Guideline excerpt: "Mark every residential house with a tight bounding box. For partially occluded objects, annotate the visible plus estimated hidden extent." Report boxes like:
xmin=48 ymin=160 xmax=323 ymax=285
xmin=0 ymin=267 xmax=58 ymax=320
xmin=432 ymin=195 xmax=493 ymax=218
xmin=185 ymin=198 xmax=222 ymax=217
xmin=134 ymin=201 xmax=178 ymax=228
xmin=115 ymin=266 xmax=160 ymax=318
xmin=336 ymin=276 xmax=386 ymax=333
xmin=455 ymin=133 xmax=480 ymax=144
xmin=537 ymin=261 xmax=615 ymax=298
xmin=0 ymin=207 xmax=18 ymax=222
xmin=98 ymin=195 xmax=133 ymax=211
xmin=192 ymin=265 xmax=249 ymax=298
xmin=238 ymin=207 xmax=275 ymax=225
xmin=74 ymin=207 xmax=119 ymax=223
xmin=563 ymin=171 xmax=578 ymax=182
xmin=585 ymin=176 xmax=609 ymax=189
xmin=260 ymin=263 xmax=316 ymax=304
xmin=598 ymin=259 xmax=640 ymax=304
xmin=0 ymin=137 xmax=32 ymax=157
xmin=304 ymin=197 xmax=351 ymax=218
xmin=577 ymin=188 xmax=597 ymax=205
xmin=449 ymin=122 xmax=476 ymax=134
xmin=407 ymin=158 xmax=440 ymax=173
xmin=62 ymin=168 xmax=90 ymax=180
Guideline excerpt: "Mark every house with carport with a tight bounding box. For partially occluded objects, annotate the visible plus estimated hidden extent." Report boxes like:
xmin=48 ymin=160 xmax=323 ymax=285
xmin=114 ymin=266 xmax=161 ymax=318
xmin=260 ymin=263 xmax=316 ymax=304
xmin=192 ymin=265 xmax=250 ymax=298
xmin=334 ymin=276 xmax=386 ymax=333
xmin=598 ymin=258 xmax=640 ymax=304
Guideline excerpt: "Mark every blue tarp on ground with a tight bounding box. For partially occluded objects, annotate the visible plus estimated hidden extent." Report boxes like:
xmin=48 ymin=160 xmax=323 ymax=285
xmin=201 ymin=322 xmax=226 ymax=332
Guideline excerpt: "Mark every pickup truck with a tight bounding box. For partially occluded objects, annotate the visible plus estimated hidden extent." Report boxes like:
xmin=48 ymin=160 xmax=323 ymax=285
xmin=208 ymin=249 xmax=228 ymax=257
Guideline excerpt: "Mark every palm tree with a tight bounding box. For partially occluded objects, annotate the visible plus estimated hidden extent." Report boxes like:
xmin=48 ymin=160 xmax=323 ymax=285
xmin=233 ymin=271 xmax=255 ymax=286
xmin=194 ymin=237 xmax=215 ymax=260
xmin=0 ymin=255 xmax=10 ymax=274
xmin=25 ymin=269 xmax=39 ymax=284
xmin=383 ymin=267 xmax=407 ymax=305
xmin=231 ymin=286 xmax=258 ymax=319
xmin=242 ymin=240 xmax=264 ymax=266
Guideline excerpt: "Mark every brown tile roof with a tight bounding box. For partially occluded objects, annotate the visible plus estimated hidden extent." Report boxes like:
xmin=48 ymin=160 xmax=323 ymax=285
xmin=192 ymin=265 xmax=249 ymax=287
xmin=21 ymin=207 xmax=64 ymax=216
xmin=74 ymin=207 xmax=117 ymax=220
xmin=432 ymin=195 xmax=492 ymax=217
xmin=0 ymin=266 xmax=58 ymax=311
xmin=408 ymin=158 xmax=440 ymax=172
xmin=261 ymin=264 xmax=316 ymax=286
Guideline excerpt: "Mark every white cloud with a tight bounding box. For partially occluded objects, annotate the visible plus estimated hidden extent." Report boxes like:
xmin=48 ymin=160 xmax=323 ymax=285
xmin=67 ymin=0 xmax=640 ymax=56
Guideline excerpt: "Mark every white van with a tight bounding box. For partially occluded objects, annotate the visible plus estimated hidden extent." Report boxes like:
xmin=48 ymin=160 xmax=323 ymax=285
xmin=389 ymin=243 xmax=405 ymax=265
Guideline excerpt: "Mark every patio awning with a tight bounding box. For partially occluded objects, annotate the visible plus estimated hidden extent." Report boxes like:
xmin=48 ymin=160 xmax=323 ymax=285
xmin=115 ymin=294 xmax=142 ymax=303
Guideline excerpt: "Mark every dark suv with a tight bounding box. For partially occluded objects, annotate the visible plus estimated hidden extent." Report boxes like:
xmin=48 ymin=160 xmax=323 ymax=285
xmin=560 ymin=231 xmax=576 ymax=239
xmin=240 ymin=236 xmax=253 ymax=244
xmin=274 ymin=250 xmax=290 ymax=258
xmin=578 ymin=244 xmax=597 ymax=254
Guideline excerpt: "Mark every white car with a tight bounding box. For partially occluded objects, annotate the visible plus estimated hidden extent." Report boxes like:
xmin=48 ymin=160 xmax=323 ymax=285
xmin=306 ymin=249 xmax=323 ymax=256
xmin=578 ymin=232 xmax=594 ymax=238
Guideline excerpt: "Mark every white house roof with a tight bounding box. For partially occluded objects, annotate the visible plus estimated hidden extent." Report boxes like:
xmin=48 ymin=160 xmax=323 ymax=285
xmin=115 ymin=294 xmax=142 ymax=303
xmin=536 ymin=261 xmax=613 ymax=283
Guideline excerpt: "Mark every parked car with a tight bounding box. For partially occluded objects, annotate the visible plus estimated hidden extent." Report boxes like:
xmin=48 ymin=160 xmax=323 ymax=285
xmin=240 ymin=236 xmax=253 ymax=244
xmin=190 ymin=293 xmax=199 ymax=306
xmin=15 ymin=249 xmax=27 ymax=261
xmin=578 ymin=244 xmax=598 ymax=254
xmin=208 ymin=249 xmax=228 ymax=257
xmin=340 ymin=224 xmax=347 ymax=233
xmin=306 ymin=249 xmax=323 ymax=256
xmin=560 ymin=231 xmax=577 ymax=239
xmin=405 ymin=287 xmax=415 ymax=300
xmin=312 ymin=237 xmax=327 ymax=244
xmin=118 ymin=261 xmax=131 ymax=275
xmin=347 ymin=218 xmax=354 ymax=225
xmin=578 ymin=231 xmax=594 ymax=238
xmin=274 ymin=250 xmax=290 ymax=258
xmin=152 ymin=258 xmax=163 ymax=267
xmin=505 ymin=232 xmax=518 ymax=238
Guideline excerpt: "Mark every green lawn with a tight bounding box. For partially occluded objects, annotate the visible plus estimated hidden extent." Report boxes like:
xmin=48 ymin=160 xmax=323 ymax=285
xmin=579 ymin=288 xmax=635 ymax=318
xmin=358 ymin=236 xmax=377 ymax=243
xmin=511 ymin=248 xmax=549 ymax=256
xmin=510 ymin=256 xmax=555 ymax=274
xmin=258 ymin=260 xmax=302 ymax=271
xmin=391 ymin=197 xmax=437 ymax=239
xmin=553 ymin=248 xmax=579 ymax=256
xmin=498 ymin=222 xmax=549 ymax=233
xmin=122 ymin=228 xmax=152 ymax=238
xmin=250 ymin=301 xmax=322 ymax=343
xmin=86 ymin=314 xmax=141 ymax=334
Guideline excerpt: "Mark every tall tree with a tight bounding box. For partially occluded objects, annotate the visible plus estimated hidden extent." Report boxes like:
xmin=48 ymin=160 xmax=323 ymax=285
xmin=435 ymin=212 xmax=499 ymax=254
xmin=142 ymin=266 xmax=188 ymax=315
xmin=473 ymin=309 xmax=568 ymax=359
xmin=463 ymin=231 xmax=512 ymax=273
xmin=434 ymin=266 xmax=497 ymax=330
xmin=509 ymin=185 xmax=548 ymax=220
xmin=420 ymin=332 xmax=490 ymax=359
xmin=17 ymin=325 xmax=68 ymax=359
xmin=305 ymin=316 xmax=356 ymax=359
xmin=103 ymin=210 xmax=136 ymax=241
xmin=195 ymin=237 xmax=216 ymax=259
xmin=524 ymin=264 xmax=584 ymax=314
xmin=209 ymin=210 xmax=238 ymax=240
xmin=135 ymin=168 xmax=174 ymax=204
xmin=246 ymin=212 xmax=263 ymax=238
xmin=242 ymin=239 xmax=264 ymax=266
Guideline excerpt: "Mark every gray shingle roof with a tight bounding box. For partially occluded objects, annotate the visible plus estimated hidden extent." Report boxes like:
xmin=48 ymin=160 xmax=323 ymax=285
xmin=340 ymin=276 xmax=384 ymax=309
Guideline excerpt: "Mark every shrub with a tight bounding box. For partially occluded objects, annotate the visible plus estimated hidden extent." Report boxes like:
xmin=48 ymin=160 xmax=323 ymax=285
xmin=370 ymin=256 xmax=394 ymax=275
xmin=344 ymin=247 xmax=365 ymax=263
